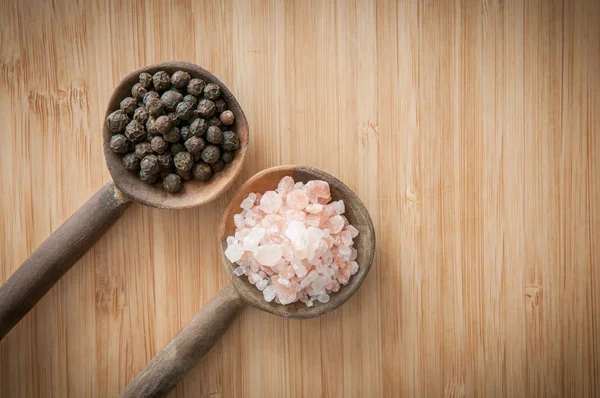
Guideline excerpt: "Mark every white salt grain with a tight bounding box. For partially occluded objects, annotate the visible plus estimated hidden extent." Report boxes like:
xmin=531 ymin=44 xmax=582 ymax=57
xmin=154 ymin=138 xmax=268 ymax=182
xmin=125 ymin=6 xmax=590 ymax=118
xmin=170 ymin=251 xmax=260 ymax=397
xmin=263 ymin=285 xmax=277 ymax=302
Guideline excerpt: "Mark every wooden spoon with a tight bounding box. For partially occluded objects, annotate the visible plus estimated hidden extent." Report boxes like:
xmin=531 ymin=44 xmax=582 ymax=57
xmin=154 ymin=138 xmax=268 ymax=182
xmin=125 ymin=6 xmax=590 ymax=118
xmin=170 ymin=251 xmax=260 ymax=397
xmin=0 ymin=62 xmax=249 ymax=339
xmin=119 ymin=165 xmax=376 ymax=397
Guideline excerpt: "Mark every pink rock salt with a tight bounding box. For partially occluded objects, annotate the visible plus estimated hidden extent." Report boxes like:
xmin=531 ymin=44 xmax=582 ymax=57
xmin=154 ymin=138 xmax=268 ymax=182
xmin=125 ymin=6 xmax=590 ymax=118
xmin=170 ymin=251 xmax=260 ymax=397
xmin=225 ymin=175 xmax=361 ymax=307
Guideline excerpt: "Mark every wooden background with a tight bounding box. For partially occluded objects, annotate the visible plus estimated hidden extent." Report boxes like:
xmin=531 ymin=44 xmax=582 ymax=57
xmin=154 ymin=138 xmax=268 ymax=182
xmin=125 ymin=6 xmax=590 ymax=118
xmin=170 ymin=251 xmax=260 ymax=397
xmin=1 ymin=0 xmax=599 ymax=397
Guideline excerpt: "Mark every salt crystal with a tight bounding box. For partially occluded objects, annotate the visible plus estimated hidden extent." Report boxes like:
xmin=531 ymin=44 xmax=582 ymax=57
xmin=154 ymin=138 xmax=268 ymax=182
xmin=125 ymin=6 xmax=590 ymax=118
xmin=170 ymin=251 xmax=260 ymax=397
xmin=338 ymin=246 xmax=352 ymax=260
xmin=260 ymin=191 xmax=283 ymax=214
xmin=279 ymin=278 xmax=291 ymax=287
xmin=286 ymin=190 xmax=309 ymax=210
xmin=227 ymin=236 xmax=238 ymax=246
xmin=304 ymin=180 xmax=330 ymax=198
xmin=292 ymin=259 xmax=308 ymax=278
xmin=263 ymin=285 xmax=277 ymax=302
xmin=346 ymin=225 xmax=359 ymax=238
xmin=234 ymin=214 xmax=245 ymax=229
xmin=331 ymin=200 xmax=345 ymax=214
xmin=235 ymin=228 xmax=251 ymax=241
xmin=300 ymin=270 xmax=319 ymax=287
xmin=306 ymin=300 xmax=314 ymax=307
xmin=256 ymin=279 xmax=269 ymax=291
xmin=349 ymin=261 xmax=359 ymax=275
xmin=305 ymin=204 xmax=324 ymax=214
xmin=317 ymin=294 xmax=330 ymax=303
xmin=241 ymin=193 xmax=256 ymax=210
xmin=350 ymin=248 xmax=358 ymax=260
xmin=233 ymin=266 xmax=245 ymax=276
xmin=225 ymin=243 xmax=244 ymax=263
xmin=280 ymin=265 xmax=295 ymax=280
xmin=340 ymin=230 xmax=353 ymax=246
xmin=293 ymin=181 xmax=304 ymax=189
xmin=243 ymin=228 xmax=265 ymax=251
xmin=277 ymin=176 xmax=295 ymax=195
xmin=327 ymin=215 xmax=345 ymax=234
xmin=285 ymin=221 xmax=306 ymax=242
xmin=254 ymin=244 xmax=283 ymax=266
xmin=249 ymin=273 xmax=263 ymax=284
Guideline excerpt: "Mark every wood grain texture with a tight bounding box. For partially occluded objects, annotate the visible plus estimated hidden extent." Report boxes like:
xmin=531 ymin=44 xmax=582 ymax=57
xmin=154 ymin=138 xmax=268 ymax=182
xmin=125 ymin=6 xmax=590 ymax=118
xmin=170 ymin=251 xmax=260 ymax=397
xmin=0 ymin=0 xmax=598 ymax=397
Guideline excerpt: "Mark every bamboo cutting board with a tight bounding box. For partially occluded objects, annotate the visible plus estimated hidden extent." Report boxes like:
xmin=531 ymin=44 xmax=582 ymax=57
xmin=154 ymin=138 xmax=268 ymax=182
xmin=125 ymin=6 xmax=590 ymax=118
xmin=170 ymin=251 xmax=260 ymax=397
xmin=1 ymin=0 xmax=598 ymax=397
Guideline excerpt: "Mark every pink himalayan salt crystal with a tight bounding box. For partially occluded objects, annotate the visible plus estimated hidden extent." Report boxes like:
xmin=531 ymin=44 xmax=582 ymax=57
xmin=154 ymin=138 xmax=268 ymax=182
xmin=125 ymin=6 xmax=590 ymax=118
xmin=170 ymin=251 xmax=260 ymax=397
xmin=286 ymin=189 xmax=309 ymax=210
xmin=327 ymin=215 xmax=345 ymax=234
xmin=346 ymin=225 xmax=359 ymax=238
xmin=280 ymin=265 xmax=295 ymax=279
xmin=305 ymin=203 xmax=323 ymax=214
xmin=254 ymin=244 xmax=283 ymax=266
xmin=241 ymin=193 xmax=256 ymax=210
xmin=260 ymin=191 xmax=283 ymax=214
xmin=225 ymin=243 xmax=244 ymax=262
xmin=293 ymin=181 xmax=304 ymax=189
xmin=305 ymin=214 xmax=321 ymax=228
xmin=263 ymin=214 xmax=286 ymax=228
xmin=304 ymin=180 xmax=330 ymax=198
xmin=331 ymin=200 xmax=345 ymax=214
xmin=340 ymin=230 xmax=353 ymax=246
xmin=254 ymin=193 xmax=262 ymax=205
xmin=318 ymin=196 xmax=331 ymax=205
xmin=243 ymin=228 xmax=265 ymax=251
xmin=285 ymin=209 xmax=307 ymax=223
xmin=277 ymin=176 xmax=295 ymax=195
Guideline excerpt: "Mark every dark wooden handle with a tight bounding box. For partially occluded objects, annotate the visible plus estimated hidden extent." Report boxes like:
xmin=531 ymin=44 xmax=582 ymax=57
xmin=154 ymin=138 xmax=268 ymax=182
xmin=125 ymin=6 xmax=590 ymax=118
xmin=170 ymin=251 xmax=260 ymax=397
xmin=0 ymin=181 xmax=132 ymax=339
xmin=119 ymin=283 xmax=245 ymax=398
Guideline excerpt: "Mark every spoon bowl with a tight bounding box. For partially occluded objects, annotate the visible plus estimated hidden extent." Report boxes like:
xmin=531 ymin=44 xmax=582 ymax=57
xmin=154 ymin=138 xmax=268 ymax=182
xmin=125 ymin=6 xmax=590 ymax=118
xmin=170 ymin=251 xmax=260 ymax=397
xmin=219 ymin=165 xmax=375 ymax=318
xmin=103 ymin=61 xmax=249 ymax=209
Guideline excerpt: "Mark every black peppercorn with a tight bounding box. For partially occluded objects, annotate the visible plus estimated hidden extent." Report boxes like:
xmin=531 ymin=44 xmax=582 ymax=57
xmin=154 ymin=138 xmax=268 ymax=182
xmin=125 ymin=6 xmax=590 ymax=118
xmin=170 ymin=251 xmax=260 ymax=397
xmin=200 ymin=145 xmax=220 ymax=164
xmin=190 ymin=118 xmax=207 ymax=137
xmin=157 ymin=152 xmax=174 ymax=170
xmin=205 ymin=126 xmax=223 ymax=144
xmin=131 ymin=83 xmax=147 ymax=101
xmin=187 ymin=78 xmax=206 ymax=96
xmin=145 ymin=97 xmax=165 ymax=117
xmin=161 ymin=90 xmax=183 ymax=111
xmin=219 ymin=110 xmax=235 ymax=126
xmin=171 ymin=71 xmax=191 ymax=89
xmin=221 ymin=150 xmax=234 ymax=163
xmin=214 ymin=99 xmax=227 ymax=114
xmin=141 ymin=154 xmax=160 ymax=175
xmin=125 ymin=120 xmax=146 ymax=143
xmin=196 ymin=99 xmax=216 ymax=118
xmin=133 ymin=107 xmax=149 ymax=124
xmin=179 ymin=126 xmax=192 ymax=141
xmin=184 ymin=136 xmax=206 ymax=156
xmin=208 ymin=116 xmax=223 ymax=129
xmin=110 ymin=134 xmax=129 ymax=153
xmin=122 ymin=152 xmax=140 ymax=171
xmin=177 ymin=168 xmax=192 ymax=181
xmin=151 ymin=136 xmax=168 ymax=154
xmin=134 ymin=142 xmax=153 ymax=159
xmin=211 ymin=159 xmax=225 ymax=173
xmin=163 ymin=173 xmax=183 ymax=193
xmin=192 ymin=162 xmax=213 ymax=181
xmin=143 ymin=91 xmax=160 ymax=104
xmin=152 ymin=71 xmax=171 ymax=92
xmin=167 ymin=112 xmax=180 ymax=127
xmin=120 ymin=97 xmax=138 ymax=116
xmin=146 ymin=117 xmax=158 ymax=136
xmin=204 ymin=83 xmax=221 ymax=100
xmin=174 ymin=151 xmax=194 ymax=171
xmin=170 ymin=143 xmax=186 ymax=155
xmin=221 ymin=130 xmax=240 ymax=151
xmin=139 ymin=169 xmax=158 ymax=184
xmin=183 ymin=94 xmax=198 ymax=108
xmin=107 ymin=110 xmax=130 ymax=133
xmin=176 ymin=101 xmax=194 ymax=121
xmin=155 ymin=115 xmax=172 ymax=135
xmin=163 ymin=127 xmax=181 ymax=143
xmin=139 ymin=72 xmax=153 ymax=89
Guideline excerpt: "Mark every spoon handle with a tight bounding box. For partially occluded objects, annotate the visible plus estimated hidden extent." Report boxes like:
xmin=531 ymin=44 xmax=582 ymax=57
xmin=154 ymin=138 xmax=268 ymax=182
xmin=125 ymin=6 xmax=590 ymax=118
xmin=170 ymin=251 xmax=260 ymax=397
xmin=119 ymin=282 xmax=245 ymax=398
xmin=0 ymin=181 xmax=132 ymax=339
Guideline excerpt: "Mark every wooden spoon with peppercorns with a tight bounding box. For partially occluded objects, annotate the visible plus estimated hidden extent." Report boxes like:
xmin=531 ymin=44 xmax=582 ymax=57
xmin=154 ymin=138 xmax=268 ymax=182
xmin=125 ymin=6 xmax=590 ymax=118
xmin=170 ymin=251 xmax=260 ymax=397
xmin=0 ymin=62 xmax=249 ymax=339
xmin=118 ymin=165 xmax=376 ymax=398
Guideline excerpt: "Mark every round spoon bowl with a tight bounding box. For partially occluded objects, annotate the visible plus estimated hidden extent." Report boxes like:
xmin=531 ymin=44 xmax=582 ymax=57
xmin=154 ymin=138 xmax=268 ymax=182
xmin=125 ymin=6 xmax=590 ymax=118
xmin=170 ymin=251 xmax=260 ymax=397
xmin=219 ymin=165 xmax=376 ymax=319
xmin=103 ymin=61 xmax=249 ymax=209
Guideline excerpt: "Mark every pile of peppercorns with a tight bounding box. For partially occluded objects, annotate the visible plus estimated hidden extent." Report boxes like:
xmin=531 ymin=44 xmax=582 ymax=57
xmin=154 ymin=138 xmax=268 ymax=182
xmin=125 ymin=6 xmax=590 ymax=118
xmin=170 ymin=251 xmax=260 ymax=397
xmin=106 ymin=70 xmax=240 ymax=194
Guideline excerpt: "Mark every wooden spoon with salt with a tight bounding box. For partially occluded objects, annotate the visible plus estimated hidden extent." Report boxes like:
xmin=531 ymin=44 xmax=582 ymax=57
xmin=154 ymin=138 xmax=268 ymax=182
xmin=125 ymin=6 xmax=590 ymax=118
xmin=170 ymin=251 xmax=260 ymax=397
xmin=119 ymin=165 xmax=375 ymax=398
